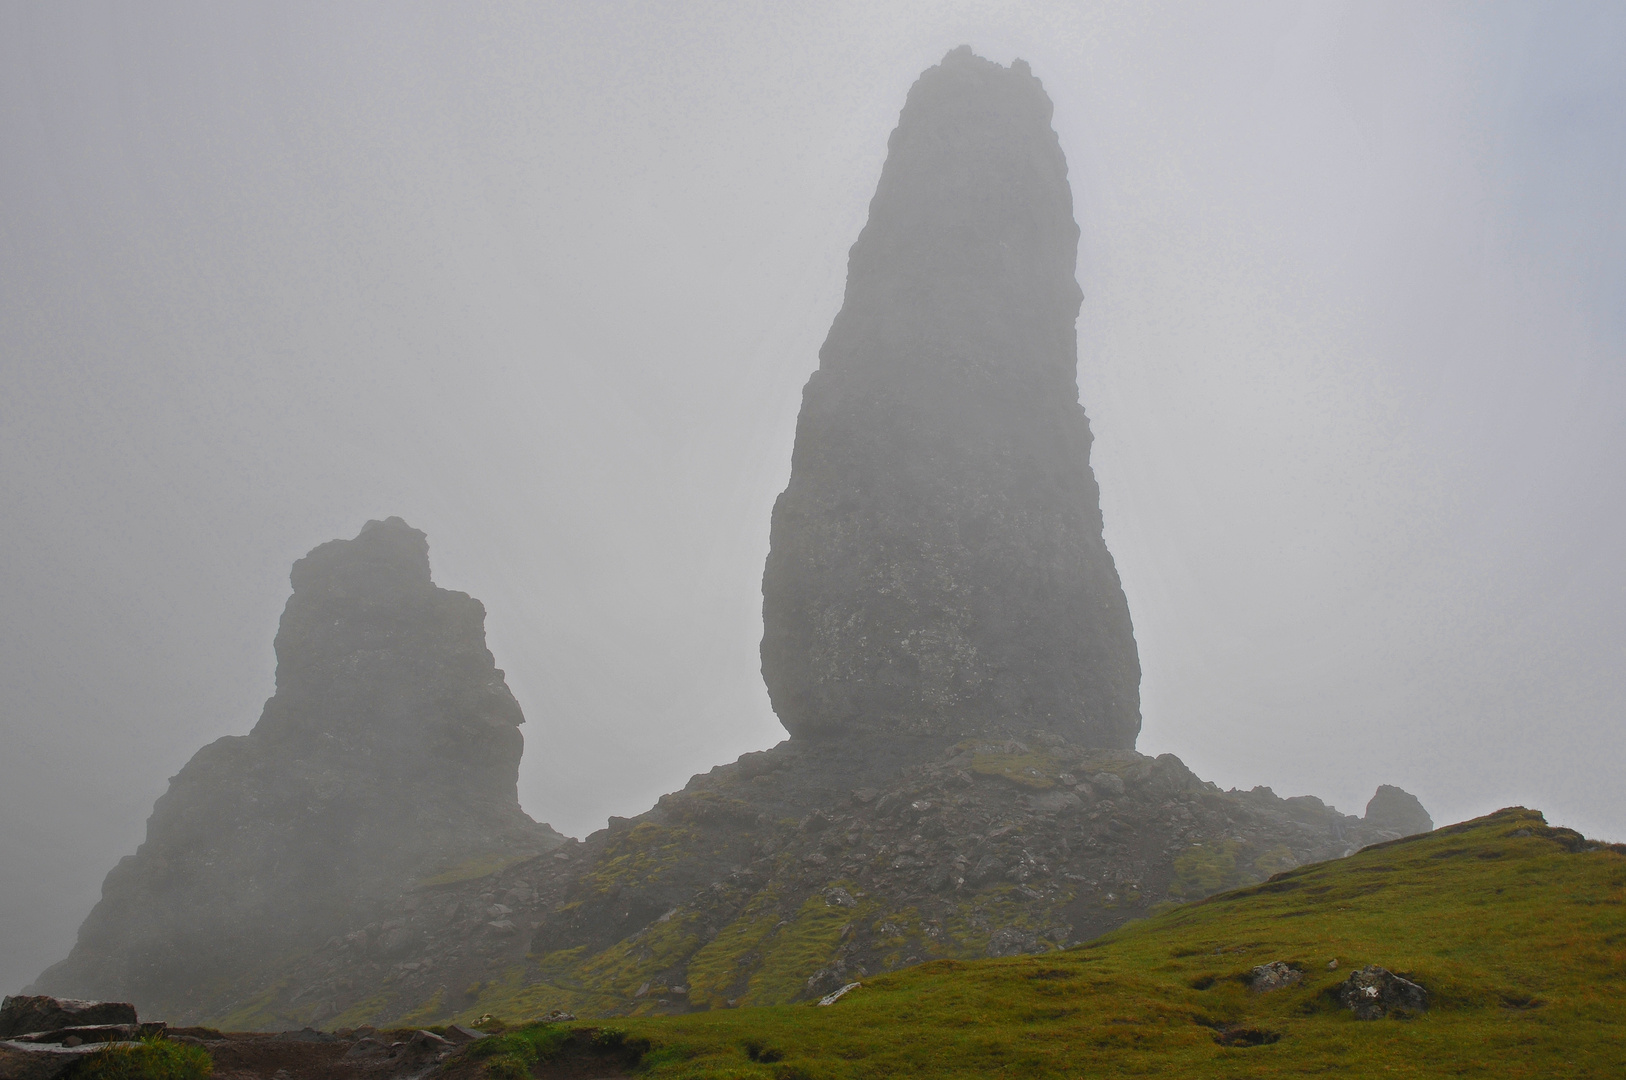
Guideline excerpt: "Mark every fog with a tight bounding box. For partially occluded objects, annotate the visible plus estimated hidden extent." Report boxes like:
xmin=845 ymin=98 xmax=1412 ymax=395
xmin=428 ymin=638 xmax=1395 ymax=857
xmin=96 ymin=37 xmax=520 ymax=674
xmin=3 ymin=1 xmax=1622 ymax=995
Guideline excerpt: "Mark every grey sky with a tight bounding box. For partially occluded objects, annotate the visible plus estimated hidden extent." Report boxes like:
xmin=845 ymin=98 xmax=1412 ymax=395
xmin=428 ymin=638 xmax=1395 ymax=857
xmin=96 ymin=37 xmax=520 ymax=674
xmin=3 ymin=1 xmax=1622 ymax=995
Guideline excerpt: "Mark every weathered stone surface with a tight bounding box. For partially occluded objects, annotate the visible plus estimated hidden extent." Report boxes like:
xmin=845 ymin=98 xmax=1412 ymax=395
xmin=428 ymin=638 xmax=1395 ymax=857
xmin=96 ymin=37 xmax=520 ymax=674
xmin=1363 ymin=785 xmax=1433 ymax=837
xmin=761 ymin=46 xmax=1140 ymax=747
xmin=1248 ymin=961 xmax=1302 ymax=993
xmin=0 ymin=998 xmax=136 ymax=1040
xmin=30 ymin=519 xmax=562 ymax=1022
xmin=1336 ymin=965 xmax=1428 ymax=1019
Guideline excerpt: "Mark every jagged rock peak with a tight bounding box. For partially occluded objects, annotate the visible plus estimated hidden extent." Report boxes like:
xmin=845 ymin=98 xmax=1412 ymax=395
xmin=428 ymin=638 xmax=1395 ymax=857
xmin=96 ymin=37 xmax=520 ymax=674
xmin=761 ymin=48 xmax=1141 ymax=748
xmin=1364 ymin=784 xmax=1434 ymax=836
xmin=31 ymin=519 xmax=561 ymax=1022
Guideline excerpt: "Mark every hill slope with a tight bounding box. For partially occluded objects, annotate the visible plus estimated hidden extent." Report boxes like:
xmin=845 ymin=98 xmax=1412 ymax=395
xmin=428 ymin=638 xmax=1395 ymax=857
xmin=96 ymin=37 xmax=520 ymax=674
xmin=515 ymin=808 xmax=1624 ymax=1077
xmin=214 ymin=736 xmax=1416 ymax=1030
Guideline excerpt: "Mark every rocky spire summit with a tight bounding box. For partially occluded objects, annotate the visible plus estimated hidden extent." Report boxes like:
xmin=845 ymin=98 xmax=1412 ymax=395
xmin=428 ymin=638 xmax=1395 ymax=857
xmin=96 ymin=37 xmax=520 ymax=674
xmin=761 ymin=47 xmax=1141 ymax=747
xmin=32 ymin=518 xmax=562 ymax=1021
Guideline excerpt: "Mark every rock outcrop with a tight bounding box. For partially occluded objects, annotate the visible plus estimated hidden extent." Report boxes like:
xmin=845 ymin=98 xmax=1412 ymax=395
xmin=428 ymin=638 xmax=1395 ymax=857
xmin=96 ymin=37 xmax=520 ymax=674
xmin=761 ymin=46 xmax=1141 ymax=747
xmin=30 ymin=519 xmax=562 ymax=1022
xmin=0 ymin=998 xmax=137 ymax=1040
xmin=1363 ymin=784 xmax=1433 ymax=836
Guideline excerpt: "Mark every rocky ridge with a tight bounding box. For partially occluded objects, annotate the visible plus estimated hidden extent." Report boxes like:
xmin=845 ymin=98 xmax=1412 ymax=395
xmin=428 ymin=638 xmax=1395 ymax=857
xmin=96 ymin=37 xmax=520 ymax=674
xmin=218 ymin=733 xmax=1425 ymax=1029
xmin=31 ymin=519 xmax=563 ymax=1023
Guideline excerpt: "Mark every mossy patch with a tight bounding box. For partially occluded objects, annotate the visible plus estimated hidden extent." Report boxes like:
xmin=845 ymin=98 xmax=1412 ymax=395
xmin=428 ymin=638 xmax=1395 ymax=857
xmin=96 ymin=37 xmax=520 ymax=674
xmin=585 ymin=823 xmax=699 ymax=894
xmin=966 ymin=749 xmax=1059 ymax=790
xmin=1170 ymin=840 xmax=1247 ymax=898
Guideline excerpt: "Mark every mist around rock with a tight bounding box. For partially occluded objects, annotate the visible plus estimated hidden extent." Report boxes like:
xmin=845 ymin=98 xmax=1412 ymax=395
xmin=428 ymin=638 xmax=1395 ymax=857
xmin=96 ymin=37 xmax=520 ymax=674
xmin=762 ymin=48 xmax=1139 ymax=749
xmin=31 ymin=49 xmax=1434 ymax=1029
xmin=31 ymin=518 xmax=562 ymax=1020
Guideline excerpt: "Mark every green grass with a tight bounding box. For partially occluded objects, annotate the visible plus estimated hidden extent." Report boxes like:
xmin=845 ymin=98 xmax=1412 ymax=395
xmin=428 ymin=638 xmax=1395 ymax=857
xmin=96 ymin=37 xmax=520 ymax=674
xmin=69 ymin=1036 xmax=213 ymax=1080
xmin=464 ymin=1023 xmax=577 ymax=1078
xmin=513 ymin=808 xmax=1624 ymax=1077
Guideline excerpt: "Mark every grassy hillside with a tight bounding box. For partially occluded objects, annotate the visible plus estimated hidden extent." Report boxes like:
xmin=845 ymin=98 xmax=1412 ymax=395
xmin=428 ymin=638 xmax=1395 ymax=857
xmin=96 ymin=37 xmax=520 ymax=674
xmin=477 ymin=808 xmax=1625 ymax=1077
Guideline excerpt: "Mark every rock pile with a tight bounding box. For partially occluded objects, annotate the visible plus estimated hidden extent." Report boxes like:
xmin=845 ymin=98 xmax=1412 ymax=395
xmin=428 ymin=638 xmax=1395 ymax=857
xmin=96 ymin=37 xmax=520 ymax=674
xmin=761 ymin=46 xmax=1141 ymax=748
xmin=30 ymin=519 xmax=563 ymax=1023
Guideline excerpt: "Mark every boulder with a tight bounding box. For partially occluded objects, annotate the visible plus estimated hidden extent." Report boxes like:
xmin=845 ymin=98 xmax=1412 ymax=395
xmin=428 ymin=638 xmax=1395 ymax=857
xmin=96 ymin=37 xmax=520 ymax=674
xmin=1336 ymin=965 xmax=1428 ymax=1019
xmin=0 ymin=998 xmax=136 ymax=1040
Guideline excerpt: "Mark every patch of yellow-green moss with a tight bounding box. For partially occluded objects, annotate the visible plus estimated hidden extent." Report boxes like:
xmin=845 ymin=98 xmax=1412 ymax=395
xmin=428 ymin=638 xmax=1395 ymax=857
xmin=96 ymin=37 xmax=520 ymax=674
xmin=208 ymin=976 xmax=299 ymax=1031
xmin=967 ymin=748 xmax=1060 ymax=790
xmin=574 ymin=908 xmax=707 ymax=999
xmin=324 ymin=987 xmax=401 ymax=1030
xmin=1252 ymin=843 xmax=1298 ymax=877
xmin=394 ymin=986 xmax=449 ymax=1027
xmin=740 ymin=892 xmax=864 ymax=1005
xmin=1168 ymin=840 xmax=1253 ymax=899
xmin=940 ymin=890 xmax=1064 ymax=961
xmin=684 ymin=888 xmax=787 ymax=1008
xmin=585 ymin=823 xmax=698 ymax=895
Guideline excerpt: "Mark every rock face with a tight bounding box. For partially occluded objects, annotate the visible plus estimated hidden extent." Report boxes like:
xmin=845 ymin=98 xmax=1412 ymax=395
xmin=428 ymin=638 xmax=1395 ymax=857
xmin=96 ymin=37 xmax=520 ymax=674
xmin=761 ymin=47 xmax=1140 ymax=747
xmin=30 ymin=519 xmax=562 ymax=1022
xmin=1364 ymin=784 xmax=1433 ymax=836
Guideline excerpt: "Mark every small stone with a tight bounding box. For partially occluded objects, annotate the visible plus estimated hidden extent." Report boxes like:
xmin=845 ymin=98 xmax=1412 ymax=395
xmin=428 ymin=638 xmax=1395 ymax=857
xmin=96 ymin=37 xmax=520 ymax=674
xmin=1327 ymin=958 xmax=1339 ymax=970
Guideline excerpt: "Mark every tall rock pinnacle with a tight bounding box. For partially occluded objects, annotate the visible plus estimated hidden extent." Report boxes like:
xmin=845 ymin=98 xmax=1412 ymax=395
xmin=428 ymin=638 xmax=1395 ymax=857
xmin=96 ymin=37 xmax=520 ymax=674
xmin=761 ymin=47 xmax=1141 ymax=747
xmin=33 ymin=518 xmax=562 ymax=1021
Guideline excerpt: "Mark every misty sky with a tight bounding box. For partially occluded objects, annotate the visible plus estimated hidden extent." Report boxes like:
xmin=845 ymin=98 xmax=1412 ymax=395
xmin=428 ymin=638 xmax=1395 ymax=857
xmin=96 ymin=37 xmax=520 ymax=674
xmin=3 ymin=1 xmax=1623 ymax=995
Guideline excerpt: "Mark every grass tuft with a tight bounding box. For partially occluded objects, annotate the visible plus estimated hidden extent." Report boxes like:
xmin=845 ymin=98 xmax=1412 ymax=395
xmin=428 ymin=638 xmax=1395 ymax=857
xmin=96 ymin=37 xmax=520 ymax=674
xmin=69 ymin=1036 xmax=213 ymax=1080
